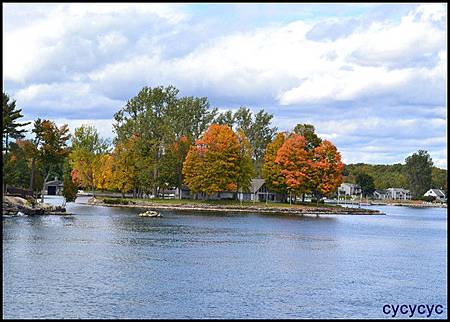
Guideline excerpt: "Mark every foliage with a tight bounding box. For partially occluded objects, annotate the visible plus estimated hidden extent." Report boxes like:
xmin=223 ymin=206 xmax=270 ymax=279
xmin=310 ymin=140 xmax=344 ymax=199
xmin=355 ymin=172 xmax=375 ymax=197
xmin=274 ymin=133 xmax=312 ymax=196
xmin=262 ymin=132 xmax=288 ymax=194
xmin=404 ymin=150 xmax=433 ymax=198
xmin=183 ymin=124 xmax=242 ymax=195
xmin=293 ymin=123 xmax=322 ymax=151
xmin=69 ymin=125 xmax=109 ymax=192
xmin=62 ymin=158 xmax=78 ymax=202
xmin=2 ymin=92 xmax=30 ymax=154
xmin=236 ymin=129 xmax=255 ymax=193
xmin=30 ymin=119 xmax=71 ymax=199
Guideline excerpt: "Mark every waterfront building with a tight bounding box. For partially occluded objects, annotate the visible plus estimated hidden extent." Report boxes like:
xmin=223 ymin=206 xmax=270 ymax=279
xmin=423 ymin=189 xmax=447 ymax=202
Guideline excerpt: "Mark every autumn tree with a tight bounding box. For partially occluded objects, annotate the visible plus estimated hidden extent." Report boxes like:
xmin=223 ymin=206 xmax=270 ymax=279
xmin=310 ymin=140 xmax=344 ymax=204
xmin=262 ymin=132 xmax=288 ymax=195
xmin=216 ymin=107 xmax=276 ymax=175
xmin=69 ymin=125 xmax=109 ymax=196
xmin=183 ymin=124 xmax=242 ymax=198
xmin=293 ymin=123 xmax=322 ymax=151
xmin=274 ymin=134 xmax=312 ymax=200
xmin=110 ymin=136 xmax=139 ymax=198
xmin=93 ymin=154 xmax=114 ymax=192
xmin=236 ymin=129 xmax=255 ymax=195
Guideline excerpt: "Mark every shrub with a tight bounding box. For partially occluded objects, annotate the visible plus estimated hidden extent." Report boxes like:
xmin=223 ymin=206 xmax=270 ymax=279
xmin=103 ymin=198 xmax=129 ymax=205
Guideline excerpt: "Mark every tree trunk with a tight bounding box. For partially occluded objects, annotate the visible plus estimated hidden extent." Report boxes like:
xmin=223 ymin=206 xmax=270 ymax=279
xmin=41 ymin=172 xmax=50 ymax=203
xmin=29 ymin=157 xmax=36 ymax=194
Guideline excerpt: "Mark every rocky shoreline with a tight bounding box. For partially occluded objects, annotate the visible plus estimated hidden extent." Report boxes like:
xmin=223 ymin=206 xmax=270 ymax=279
xmin=87 ymin=197 xmax=384 ymax=216
xmin=3 ymin=196 xmax=69 ymax=216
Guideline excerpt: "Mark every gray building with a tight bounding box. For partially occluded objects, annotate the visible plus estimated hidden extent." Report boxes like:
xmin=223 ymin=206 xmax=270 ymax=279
xmin=386 ymin=188 xmax=411 ymax=200
xmin=43 ymin=179 xmax=64 ymax=195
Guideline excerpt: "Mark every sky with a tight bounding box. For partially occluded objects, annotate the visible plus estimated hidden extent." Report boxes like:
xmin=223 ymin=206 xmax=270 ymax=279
xmin=3 ymin=3 xmax=448 ymax=168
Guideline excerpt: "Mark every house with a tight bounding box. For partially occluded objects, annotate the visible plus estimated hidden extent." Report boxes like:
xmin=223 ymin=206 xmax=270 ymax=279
xmin=237 ymin=178 xmax=285 ymax=202
xmin=43 ymin=178 xmax=64 ymax=195
xmin=424 ymin=189 xmax=447 ymax=202
xmin=386 ymin=188 xmax=411 ymax=200
xmin=337 ymin=183 xmax=362 ymax=197
xmin=373 ymin=189 xmax=390 ymax=200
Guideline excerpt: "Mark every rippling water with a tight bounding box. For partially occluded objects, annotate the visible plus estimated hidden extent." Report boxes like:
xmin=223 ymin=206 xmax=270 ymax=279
xmin=3 ymin=196 xmax=447 ymax=319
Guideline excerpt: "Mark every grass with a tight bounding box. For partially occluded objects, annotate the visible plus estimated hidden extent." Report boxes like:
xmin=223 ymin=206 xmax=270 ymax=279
xmin=99 ymin=197 xmax=341 ymax=209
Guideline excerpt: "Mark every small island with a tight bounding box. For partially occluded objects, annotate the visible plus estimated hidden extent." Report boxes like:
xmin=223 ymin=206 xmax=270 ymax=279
xmin=3 ymin=196 xmax=69 ymax=216
xmin=88 ymin=197 xmax=383 ymax=216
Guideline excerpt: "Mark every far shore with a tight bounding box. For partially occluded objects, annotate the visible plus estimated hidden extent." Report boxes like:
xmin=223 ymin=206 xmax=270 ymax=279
xmin=85 ymin=197 xmax=384 ymax=216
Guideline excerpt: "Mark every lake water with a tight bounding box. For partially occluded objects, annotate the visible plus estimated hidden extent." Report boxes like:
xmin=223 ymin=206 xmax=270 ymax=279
xmin=3 ymin=196 xmax=447 ymax=319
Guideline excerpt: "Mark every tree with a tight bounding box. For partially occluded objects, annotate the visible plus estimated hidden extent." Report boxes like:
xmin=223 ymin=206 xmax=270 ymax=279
xmin=310 ymin=140 xmax=344 ymax=204
xmin=215 ymin=110 xmax=235 ymax=128
xmin=28 ymin=119 xmax=71 ymax=201
xmin=274 ymin=133 xmax=312 ymax=199
xmin=93 ymin=154 xmax=114 ymax=192
xmin=62 ymin=158 xmax=78 ymax=204
xmin=293 ymin=123 xmax=322 ymax=151
xmin=110 ymin=137 xmax=138 ymax=198
xmin=404 ymin=150 xmax=433 ymax=198
xmin=216 ymin=107 xmax=276 ymax=175
xmin=183 ymin=124 xmax=241 ymax=197
xmin=2 ymin=92 xmax=30 ymax=155
xmin=236 ymin=129 xmax=255 ymax=195
xmin=262 ymin=132 xmax=288 ymax=195
xmin=69 ymin=125 xmax=109 ymax=196
xmin=355 ymin=172 xmax=375 ymax=198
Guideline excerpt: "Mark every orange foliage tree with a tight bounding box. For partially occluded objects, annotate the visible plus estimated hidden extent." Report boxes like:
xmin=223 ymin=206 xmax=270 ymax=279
xmin=262 ymin=132 xmax=288 ymax=195
xmin=274 ymin=133 xmax=313 ymax=198
xmin=310 ymin=140 xmax=344 ymax=203
xmin=183 ymin=124 xmax=242 ymax=197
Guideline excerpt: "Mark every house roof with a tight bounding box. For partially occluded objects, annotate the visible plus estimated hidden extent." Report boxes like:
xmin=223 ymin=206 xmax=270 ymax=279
xmin=341 ymin=183 xmax=361 ymax=188
xmin=429 ymin=189 xmax=446 ymax=197
xmin=387 ymin=188 xmax=410 ymax=193
xmin=374 ymin=189 xmax=388 ymax=194
xmin=44 ymin=180 xmax=63 ymax=186
xmin=250 ymin=178 xmax=265 ymax=193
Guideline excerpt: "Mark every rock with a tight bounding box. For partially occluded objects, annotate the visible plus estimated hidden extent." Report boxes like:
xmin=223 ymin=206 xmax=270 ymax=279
xmin=138 ymin=210 xmax=161 ymax=217
xmin=3 ymin=195 xmax=68 ymax=216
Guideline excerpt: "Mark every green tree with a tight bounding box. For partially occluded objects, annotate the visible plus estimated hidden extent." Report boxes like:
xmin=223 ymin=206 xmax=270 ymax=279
xmin=29 ymin=119 xmax=71 ymax=201
xmin=404 ymin=150 xmax=433 ymax=198
xmin=62 ymin=158 xmax=78 ymax=204
xmin=293 ymin=123 xmax=322 ymax=151
xmin=355 ymin=172 xmax=375 ymax=197
xmin=2 ymin=92 xmax=30 ymax=155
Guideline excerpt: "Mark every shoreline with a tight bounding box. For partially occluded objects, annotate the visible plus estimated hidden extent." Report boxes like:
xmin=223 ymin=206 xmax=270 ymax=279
xmin=87 ymin=198 xmax=384 ymax=216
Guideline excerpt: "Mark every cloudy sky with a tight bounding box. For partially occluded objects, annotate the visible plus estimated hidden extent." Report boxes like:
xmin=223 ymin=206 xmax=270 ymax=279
xmin=3 ymin=3 xmax=447 ymax=168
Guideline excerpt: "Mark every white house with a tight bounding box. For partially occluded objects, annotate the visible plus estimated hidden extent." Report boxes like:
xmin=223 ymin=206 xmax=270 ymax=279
xmin=238 ymin=178 xmax=285 ymax=202
xmin=337 ymin=183 xmax=362 ymax=197
xmin=424 ymin=189 xmax=447 ymax=202
xmin=373 ymin=189 xmax=390 ymax=200
xmin=386 ymin=188 xmax=411 ymax=200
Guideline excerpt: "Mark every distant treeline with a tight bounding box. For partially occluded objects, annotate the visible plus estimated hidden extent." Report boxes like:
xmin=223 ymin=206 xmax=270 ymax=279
xmin=343 ymin=163 xmax=447 ymax=191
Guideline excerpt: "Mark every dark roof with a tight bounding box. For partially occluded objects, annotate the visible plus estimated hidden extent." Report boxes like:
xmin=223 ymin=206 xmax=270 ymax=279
xmin=374 ymin=189 xmax=388 ymax=194
xmin=44 ymin=180 xmax=63 ymax=186
xmin=430 ymin=189 xmax=446 ymax=197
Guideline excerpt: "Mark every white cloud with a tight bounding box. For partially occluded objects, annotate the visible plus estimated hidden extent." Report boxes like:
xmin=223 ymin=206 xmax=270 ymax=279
xmin=3 ymin=3 xmax=447 ymax=168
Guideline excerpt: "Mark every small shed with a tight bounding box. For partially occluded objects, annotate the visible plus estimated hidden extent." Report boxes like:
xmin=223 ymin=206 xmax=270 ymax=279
xmin=44 ymin=179 xmax=64 ymax=195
